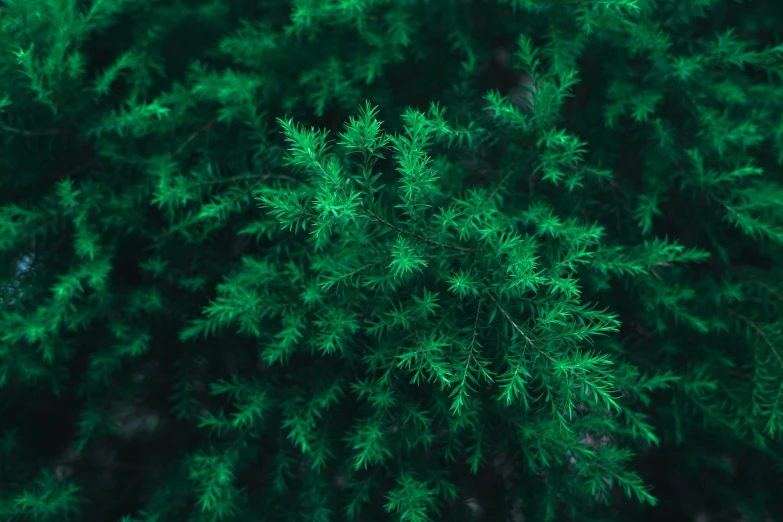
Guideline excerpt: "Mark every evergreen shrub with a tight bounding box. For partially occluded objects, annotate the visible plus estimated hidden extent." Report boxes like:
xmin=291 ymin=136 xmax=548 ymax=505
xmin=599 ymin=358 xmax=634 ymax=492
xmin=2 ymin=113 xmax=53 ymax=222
xmin=1 ymin=0 xmax=782 ymax=521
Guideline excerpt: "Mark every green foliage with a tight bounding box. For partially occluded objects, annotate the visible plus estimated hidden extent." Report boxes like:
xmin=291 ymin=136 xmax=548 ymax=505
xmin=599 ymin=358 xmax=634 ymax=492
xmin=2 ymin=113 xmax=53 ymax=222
xmin=1 ymin=0 xmax=782 ymax=522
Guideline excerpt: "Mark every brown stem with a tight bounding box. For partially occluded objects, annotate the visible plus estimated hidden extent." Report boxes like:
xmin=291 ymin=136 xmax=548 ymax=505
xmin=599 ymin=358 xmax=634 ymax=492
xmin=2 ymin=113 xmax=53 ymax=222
xmin=0 ymin=123 xmax=62 ymax=136
xmin=175 ymin=116 xmax=218 ymax=154
xmin=370 ymin=212 xmax=474 ymax=253
xmin=728 ymin=309 xmax=783 ymax=368
xmin=487 ymin=291 xmax=549 ymax=360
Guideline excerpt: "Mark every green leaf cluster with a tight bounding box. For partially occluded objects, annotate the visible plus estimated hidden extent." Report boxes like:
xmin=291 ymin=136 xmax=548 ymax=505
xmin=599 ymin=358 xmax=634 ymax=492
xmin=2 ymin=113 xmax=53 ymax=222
xmin=1 ymin=0 xmax=782 ymax=522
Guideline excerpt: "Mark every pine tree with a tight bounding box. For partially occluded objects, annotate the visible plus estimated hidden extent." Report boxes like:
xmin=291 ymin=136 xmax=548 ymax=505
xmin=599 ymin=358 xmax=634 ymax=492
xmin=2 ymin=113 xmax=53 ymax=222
xmin=1 ymin=0 xmax=782 ymax=522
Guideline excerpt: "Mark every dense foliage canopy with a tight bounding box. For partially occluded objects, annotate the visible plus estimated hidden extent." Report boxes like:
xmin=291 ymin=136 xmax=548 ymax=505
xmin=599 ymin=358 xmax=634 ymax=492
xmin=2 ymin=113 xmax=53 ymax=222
xmin=1 ymin=1 xmax=782 ymax=521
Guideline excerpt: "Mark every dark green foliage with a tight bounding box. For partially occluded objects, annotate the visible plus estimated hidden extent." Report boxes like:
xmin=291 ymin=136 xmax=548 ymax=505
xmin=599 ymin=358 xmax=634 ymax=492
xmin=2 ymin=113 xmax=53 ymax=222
xmin=1 ymin=0 xmax=782 ymax=521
